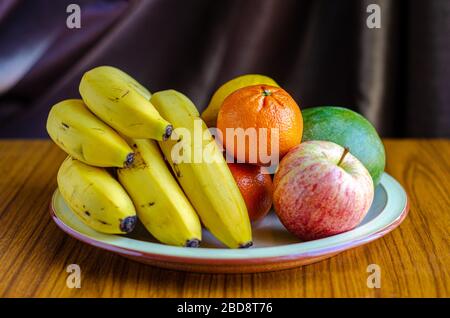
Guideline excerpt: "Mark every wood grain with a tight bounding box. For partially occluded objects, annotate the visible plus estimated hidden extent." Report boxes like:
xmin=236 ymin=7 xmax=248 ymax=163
xmin=0 ymin=139 xmax=448 ymax=297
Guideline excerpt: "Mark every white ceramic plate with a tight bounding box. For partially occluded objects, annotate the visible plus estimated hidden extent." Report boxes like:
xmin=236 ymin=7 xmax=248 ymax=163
xmin=50 ymin=173 xmax=409 ymax=273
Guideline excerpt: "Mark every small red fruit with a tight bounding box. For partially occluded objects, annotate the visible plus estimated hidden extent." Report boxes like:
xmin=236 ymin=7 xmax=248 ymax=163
xmin=228 ymin=163 xmax=273 ymax=222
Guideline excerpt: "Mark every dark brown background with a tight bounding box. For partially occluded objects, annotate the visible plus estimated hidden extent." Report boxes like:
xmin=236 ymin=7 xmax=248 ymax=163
xmin=0 ymin=0 xmax=449 ymax=138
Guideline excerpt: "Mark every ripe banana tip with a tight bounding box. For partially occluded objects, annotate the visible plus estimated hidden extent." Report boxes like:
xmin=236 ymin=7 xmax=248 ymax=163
xmin=120 ymin=216 xmax=137 ymax=233
xmin=185 ymin=239 xmax=201 ymax=248
xmin=239 ymin=241 xmax=253 ymax=249
xmin=163 ymin=125 xmax=173 ymax=141
xmin=124 ymin=152 xmax=135 ymax=167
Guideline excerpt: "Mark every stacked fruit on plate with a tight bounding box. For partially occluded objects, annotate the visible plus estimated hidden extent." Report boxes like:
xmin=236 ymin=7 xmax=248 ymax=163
xmin=47 ymin=66 xmax=385 ymax=248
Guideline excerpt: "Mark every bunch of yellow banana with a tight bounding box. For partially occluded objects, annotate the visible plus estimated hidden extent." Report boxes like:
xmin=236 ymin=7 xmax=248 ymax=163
xmin=151 ymin=90 xmax=252 ymax=248
xmin=47 ymin=66 xmax=253 ymax=249
xmin=48 ymin=66 xmax=188 ymax=243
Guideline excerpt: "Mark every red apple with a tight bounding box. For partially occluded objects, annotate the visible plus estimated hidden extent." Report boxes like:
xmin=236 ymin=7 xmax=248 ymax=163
xmin=273 ymin=140 xmax=374 ymax=241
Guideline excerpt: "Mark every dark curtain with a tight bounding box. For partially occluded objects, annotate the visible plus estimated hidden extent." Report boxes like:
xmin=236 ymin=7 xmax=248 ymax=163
xmin=0 ymin=0 xmax=449 ymax=138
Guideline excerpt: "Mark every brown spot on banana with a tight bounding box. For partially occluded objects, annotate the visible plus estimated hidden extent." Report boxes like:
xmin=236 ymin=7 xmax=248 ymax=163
xmin=91 ymin=128 xmax=106 ymax=134
xmin=140 ymin=202 xmax=155 ymax=208
xmin=96 ymin=219 xmax=111 ymax=225
xmin=173 ymin=163 xmax=182 ymax=178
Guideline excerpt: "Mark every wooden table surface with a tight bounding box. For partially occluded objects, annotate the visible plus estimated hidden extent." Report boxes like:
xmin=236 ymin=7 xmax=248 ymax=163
xmin=0 ymin=139 xmax=448 ymax=298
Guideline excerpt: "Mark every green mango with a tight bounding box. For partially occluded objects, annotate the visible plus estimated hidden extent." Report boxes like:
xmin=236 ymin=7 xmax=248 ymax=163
xmin=302 ymin=106 xmax=385 ymax=187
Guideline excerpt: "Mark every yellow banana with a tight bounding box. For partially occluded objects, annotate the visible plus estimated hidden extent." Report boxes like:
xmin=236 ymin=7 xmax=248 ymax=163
xmin=46 ymin=99 xmax=134 ymax=167
xmin=151 ymin=90 xmax=252 ymax=248
xmin=201 ymin=74 xmax=279 ymax=127
xmin=117 ymin=139 xmax=202 ymax=247
xmin=57 ymin=157 xmax=137 ymax=234
xmin=79 ymin=66 xmax=172 ymax=140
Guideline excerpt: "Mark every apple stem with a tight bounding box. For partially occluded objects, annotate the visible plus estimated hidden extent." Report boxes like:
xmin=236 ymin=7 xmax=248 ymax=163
xmin=337 ymin=147 xmax=350 ymax=166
